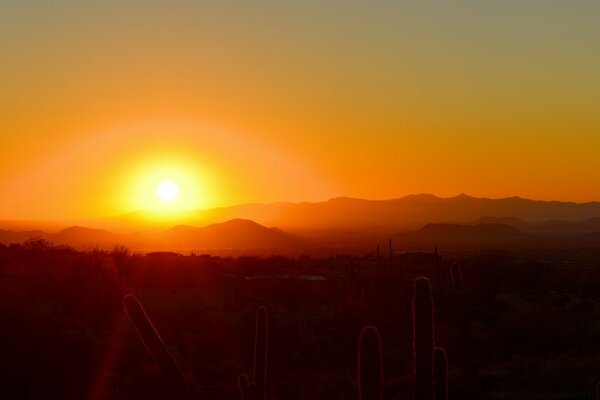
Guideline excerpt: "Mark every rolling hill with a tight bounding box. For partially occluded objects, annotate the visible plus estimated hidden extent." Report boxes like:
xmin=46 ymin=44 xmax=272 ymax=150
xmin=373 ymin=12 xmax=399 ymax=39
xmin=158 ymin=219 xmax=302 ymax=249
xmin=0 ymin=219 xmax=302 ymax=251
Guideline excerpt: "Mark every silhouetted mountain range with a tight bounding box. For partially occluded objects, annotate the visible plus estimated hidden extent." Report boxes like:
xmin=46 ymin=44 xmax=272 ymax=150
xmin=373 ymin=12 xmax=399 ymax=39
xmin=3 ymin=194 xmax=600 ymax=251
xmin=51 ymin=226 xmax=116 ymax=245
xmin=107 ymin=194 xmax=600 ymax=233
xmin=0 ymin=219 xmax=302 ymax=251
xmin=158 ymin=219 xmax=301 ymax=249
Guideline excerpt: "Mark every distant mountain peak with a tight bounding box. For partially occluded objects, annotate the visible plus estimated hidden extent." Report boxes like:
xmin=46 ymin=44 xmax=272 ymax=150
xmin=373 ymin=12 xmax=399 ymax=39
xmin=204 ymin=218 xmax=268 ymax=230
xmin=222 ymin=218 xmax=262 ymax=225
xmin=452 ymin=193 xmax=474 ymax=199
xmin=160 ymin=218 xmax=299 ymax=249
xmin=400 ymin=193 xmax=440 ymax=201
xmin=57 ymin=226 xmax=109 ymax=235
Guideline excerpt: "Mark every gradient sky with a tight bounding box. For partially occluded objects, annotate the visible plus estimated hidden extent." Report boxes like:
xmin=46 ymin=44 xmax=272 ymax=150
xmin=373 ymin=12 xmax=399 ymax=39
xmin=1 ymin=1 xmax=600 ymax=219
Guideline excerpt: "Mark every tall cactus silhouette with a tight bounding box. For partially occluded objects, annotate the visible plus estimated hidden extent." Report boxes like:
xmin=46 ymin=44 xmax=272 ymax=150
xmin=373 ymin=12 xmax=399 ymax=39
xmin=433 ymin=347 xmax=448 ymax=400
xmin=413 ymin=277 xmax=434 ymax=400
xmin=356 ymin=278 xmax=450 ymax=400
xmin=239 ymin=306 xmax=268 ymax=400
xmin=358 ymin=326 xmax=383 ymax=400
xmin=450 ymin=263 xmax=463 ymax=291
xmin=123 ymin=294 xmax=187 ymax=397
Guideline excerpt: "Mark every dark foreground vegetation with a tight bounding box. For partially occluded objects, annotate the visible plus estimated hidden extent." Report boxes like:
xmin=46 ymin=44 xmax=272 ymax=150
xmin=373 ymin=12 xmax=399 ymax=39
xmin=1 ymin=238 xmax=599 ymax=399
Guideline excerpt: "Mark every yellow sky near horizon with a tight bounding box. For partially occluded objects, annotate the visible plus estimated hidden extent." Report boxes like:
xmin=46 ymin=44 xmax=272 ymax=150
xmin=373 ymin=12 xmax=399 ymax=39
xmin=1 ymin=1 xmax=600 ymax=219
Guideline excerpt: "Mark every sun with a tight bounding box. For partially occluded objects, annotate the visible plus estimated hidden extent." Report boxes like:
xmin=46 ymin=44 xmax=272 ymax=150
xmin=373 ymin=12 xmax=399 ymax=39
xmin=121 ymin=155 xmax=214 ymax=213
xmin=156 ymin=181 xmax=179 ymax=202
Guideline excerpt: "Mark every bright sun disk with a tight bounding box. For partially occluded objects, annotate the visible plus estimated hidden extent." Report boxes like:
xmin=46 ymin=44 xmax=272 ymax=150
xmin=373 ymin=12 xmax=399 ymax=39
xmin=156 ymin=181 xmax=179 ymax=201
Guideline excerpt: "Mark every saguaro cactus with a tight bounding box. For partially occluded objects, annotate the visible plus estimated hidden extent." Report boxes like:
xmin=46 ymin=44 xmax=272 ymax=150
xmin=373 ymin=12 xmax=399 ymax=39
xmin=450 ymin=263 xmax=463 ymax=291
xmin=433 ymin=347 xmax=448 ymax=400
xmin=123 ymin=294 xmax=187 ymax=397
xmin=358 ymin=326 xmax=383 ymax=400
xmin=413 ymin=277 xmax=434 ymax=400
xmin=239 ymin=306 xmax=268 ymax=400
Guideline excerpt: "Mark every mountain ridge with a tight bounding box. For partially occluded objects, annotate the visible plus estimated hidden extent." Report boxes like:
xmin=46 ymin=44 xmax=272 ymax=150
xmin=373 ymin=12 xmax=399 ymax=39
xmin=3 ymin=194 xmax=600 ymax=240
xmin=0 ymin=219 xmax=302 ymax=251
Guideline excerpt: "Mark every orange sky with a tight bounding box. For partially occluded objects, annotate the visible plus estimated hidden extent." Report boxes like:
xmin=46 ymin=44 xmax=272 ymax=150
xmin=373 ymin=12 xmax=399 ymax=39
xmin=1 ymin=1 xmax=600 ymax=219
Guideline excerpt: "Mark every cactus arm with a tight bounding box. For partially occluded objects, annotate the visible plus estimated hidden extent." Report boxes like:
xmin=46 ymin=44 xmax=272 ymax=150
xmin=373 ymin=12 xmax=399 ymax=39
xmin=123 ymin=294 xmax=187 ymax=397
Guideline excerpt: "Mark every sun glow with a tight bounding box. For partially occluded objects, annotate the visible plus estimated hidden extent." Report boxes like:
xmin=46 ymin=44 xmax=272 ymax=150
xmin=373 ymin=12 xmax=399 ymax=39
xmin=156 ymin=181 xmax=179 ymax=201
xmin=119 ymin=154 xmax=214 ymax=215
